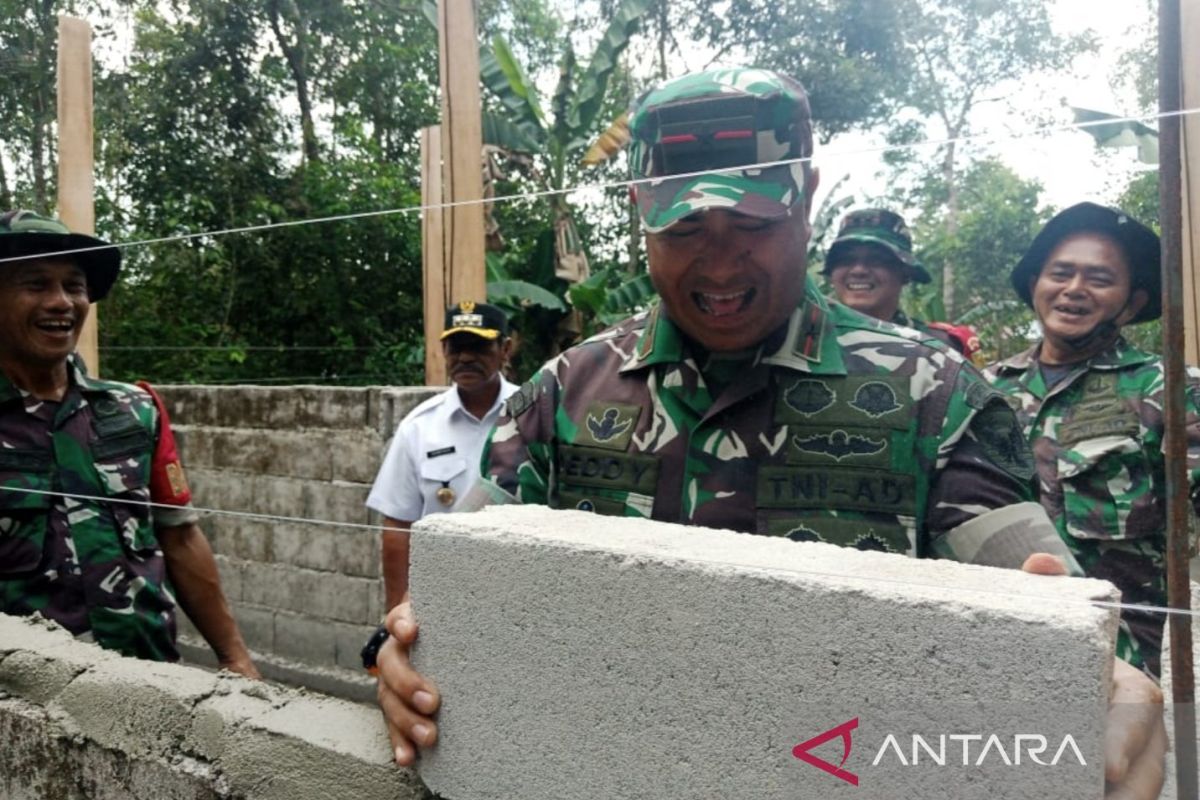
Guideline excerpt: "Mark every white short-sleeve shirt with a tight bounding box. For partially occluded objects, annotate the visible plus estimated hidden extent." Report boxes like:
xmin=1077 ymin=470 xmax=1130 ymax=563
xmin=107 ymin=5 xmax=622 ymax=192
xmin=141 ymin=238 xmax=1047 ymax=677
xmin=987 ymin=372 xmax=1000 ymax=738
xmin=366 ymin=378 xmax=518 ymax=522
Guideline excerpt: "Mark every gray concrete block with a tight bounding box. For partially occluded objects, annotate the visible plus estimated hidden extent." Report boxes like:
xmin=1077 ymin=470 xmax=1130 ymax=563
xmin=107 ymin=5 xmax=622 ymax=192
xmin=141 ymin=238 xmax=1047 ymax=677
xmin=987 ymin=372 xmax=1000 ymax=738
xmin=231 ymin=603 xmax=277 ymax=653
xmin=330 ymin=432 xmax=385 ymax=484
xmin=333 ymin=621 xmax=378 ymax=672
xmin=305 ymin=481 xmax=372 ymax=526
xmin=158 ymin=385 xmax=219 ymax=428
xmin=213 ymin=554 xmax=245 ymax=602
xmin=273 ymin=609 xmax=338 ymax=665
xmin=411 ymin=506 xmax=1120 ymax=800
xmin=204 ymin=517 xmax=273 ymax=564
xmin=188 ymin=467 xmax=256 ymax=514
xmin=222 ymin=694 xmax=429 ymax=800
xmin=272 ymin=523 xmax=337 ymax=573
xmin=1159 ymin=580 xmax=1200 ymax=800
xmin=241 ymin=562 xmax=372 ymax=624
xmin=253 ymin=475 xmax=308 ymax=520
xmin=54 ymin=658 xmax=219 ymax=760
xmin=186 ymin=679 xmax=281 ymax=761
xmin=379 ymin=388 xmax=441 ymax=437
xmin=335 ymin=527 xmax=381 ymax=579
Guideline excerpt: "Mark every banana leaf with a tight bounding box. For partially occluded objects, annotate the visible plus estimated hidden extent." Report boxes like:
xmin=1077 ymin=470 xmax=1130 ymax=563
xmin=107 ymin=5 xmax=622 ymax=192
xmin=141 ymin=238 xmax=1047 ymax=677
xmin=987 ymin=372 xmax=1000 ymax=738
xmin=566 ymin=0 xmax=651 ymax=142
xmin=482 ymin=111 xmax=542 ymax=153
xmin=488 ymin=279 xmax=567 ymax=312
xmin=481 ymin=41 xmax=546 ymax=147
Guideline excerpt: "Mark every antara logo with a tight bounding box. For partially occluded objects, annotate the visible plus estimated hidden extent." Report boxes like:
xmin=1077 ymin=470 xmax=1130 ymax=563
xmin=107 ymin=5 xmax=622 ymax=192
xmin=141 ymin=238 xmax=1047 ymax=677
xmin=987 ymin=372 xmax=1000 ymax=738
xmin=792 ymin=719 xmax=1087 ymax=786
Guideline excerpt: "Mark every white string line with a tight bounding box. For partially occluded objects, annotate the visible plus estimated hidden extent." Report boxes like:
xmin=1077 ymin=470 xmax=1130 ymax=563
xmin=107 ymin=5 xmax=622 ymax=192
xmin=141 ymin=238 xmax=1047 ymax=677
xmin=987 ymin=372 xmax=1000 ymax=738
xmin=1 ymin=106 xmax=1194 ymax=268
xmin=5 ymin=483 xmax=1197 ymax=620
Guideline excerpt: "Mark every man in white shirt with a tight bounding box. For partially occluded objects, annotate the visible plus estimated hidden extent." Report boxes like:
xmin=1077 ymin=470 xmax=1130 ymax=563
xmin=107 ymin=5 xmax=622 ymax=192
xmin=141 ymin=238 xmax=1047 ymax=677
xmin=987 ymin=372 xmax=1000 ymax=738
xmin=367 ymin=301 xmax=518 ymax=610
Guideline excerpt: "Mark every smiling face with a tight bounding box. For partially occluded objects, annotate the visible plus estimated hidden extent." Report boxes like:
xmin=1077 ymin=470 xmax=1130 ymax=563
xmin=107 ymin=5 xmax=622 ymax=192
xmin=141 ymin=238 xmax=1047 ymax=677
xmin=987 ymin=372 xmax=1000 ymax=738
xmin=826 ymin=243 xmax=908 ymax=321
xmin=646 ymin=208 xmax=813 ymax=352
xmin=0 ymin=258 xmax=90 ymax=375
xmin=1030 ymin=232 xmax=1147 ymax=363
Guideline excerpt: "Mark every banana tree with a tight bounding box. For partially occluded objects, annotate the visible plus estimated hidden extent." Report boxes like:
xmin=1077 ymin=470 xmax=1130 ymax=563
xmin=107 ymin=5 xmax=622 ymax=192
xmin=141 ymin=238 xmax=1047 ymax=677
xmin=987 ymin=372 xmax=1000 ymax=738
xmin=477 ymin=0 xmax=650 ymax=284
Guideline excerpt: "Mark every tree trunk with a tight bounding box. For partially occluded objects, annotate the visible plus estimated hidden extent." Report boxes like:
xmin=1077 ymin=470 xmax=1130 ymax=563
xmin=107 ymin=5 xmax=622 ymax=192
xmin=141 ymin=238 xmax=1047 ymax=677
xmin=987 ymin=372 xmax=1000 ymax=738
xmin=0 ymin=145 xmax=12 ymax=209
xmin=268 ymin=0 xmax=320 ymax=164
xmin=940 ymin=139 xmax=959 ymax=320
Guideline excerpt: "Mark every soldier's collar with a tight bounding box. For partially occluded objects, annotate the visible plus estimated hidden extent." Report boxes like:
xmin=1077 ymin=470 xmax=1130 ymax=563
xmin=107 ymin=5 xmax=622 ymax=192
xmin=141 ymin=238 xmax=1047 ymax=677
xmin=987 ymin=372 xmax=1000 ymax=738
xmin=993 ymin=337 xmax=1153 ymax=376
xmin=760 ymin=279 xmax=846 ymax=375
xmin=621 ymin=304 xmax=684 ymax=372
xmin=0 ymin=370 xmax=19 ymax=405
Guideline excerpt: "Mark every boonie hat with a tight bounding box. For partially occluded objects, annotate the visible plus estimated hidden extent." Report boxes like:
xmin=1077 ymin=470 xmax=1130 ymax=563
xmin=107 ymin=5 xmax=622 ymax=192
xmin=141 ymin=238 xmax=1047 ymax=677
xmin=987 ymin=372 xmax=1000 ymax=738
xmin=0 ymin=210 xmax=121 ymax=300
xmin=823 ymin=208 xmax=932 ymax=284
xmin=1011 ymin=202 xmax=1161 ymax=324
xmin=441 ymin=301 xmax=509 ymax=340
xmin=628 ymin=68 xmax=813 ymax=233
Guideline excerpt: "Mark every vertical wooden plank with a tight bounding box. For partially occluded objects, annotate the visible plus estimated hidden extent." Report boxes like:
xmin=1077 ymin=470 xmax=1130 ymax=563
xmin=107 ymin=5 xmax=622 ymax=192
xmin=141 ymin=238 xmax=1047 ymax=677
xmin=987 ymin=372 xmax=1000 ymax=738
xmin=1183 ymin=0 xmax=1200 ymax=366
xmin=436 ymin=0 xmax=487 ymax=309
xmin=56 ymin=16 xmax=99 ymax=375
xmin=422 ymin=126 xmax=449 ymax=386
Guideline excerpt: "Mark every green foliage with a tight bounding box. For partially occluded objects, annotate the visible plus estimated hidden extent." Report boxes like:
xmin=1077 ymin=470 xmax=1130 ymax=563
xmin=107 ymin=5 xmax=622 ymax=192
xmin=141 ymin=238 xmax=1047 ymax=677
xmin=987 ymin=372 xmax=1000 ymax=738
xmin=906 ymin=158 xmax=1050 ymax=362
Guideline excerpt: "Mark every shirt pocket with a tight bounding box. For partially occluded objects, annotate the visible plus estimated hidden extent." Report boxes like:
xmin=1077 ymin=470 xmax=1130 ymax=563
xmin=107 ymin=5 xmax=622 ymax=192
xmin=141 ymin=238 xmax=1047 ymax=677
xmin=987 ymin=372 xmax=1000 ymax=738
xmin=0 ymin=450 xmax=55 ymax=575
xmin=1056 ymin=434 xmax=1154 ymax=541
xmin=92 ymin=440 xmax=157 ymax=554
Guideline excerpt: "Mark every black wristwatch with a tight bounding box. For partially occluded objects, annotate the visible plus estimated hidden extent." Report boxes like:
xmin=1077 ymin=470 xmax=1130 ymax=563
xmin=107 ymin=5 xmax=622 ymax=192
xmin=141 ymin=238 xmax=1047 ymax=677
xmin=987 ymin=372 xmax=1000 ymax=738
xmin=361 ymin=624 xmax=390 ymax=676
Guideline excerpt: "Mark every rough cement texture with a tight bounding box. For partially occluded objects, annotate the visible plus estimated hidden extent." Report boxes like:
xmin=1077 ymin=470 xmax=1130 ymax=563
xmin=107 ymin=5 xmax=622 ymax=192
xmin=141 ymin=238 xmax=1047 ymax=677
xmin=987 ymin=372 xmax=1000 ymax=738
xmin=0 ymin=613 xmax=429 ymax=800
xmin=411 ymin=506 xmax=1121 ymax=800
xmin=157 ymin=384 xmax=437 ymax=701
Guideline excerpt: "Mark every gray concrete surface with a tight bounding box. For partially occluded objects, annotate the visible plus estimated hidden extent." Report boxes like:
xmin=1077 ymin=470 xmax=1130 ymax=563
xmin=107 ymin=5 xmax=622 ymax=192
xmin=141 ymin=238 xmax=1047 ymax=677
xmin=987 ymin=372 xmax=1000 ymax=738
xmin=411 ymin=505 xmax=1122 ymax=800
xmin=0 ymin=614 xmax=430 ymax=800
xmin=1159 ymin=581 xmax=1200 ymax=800
xmin=161 ymin=384 xmax=438 ymax=702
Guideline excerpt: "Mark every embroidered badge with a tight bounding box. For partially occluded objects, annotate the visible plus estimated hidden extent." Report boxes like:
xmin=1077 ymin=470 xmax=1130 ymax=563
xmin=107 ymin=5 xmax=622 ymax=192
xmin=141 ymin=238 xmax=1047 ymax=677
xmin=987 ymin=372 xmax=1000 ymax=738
xmin=792 ymin=430 xmax=887 ymax=461
xmin=784 ymin=524 xmax=821 ymax=543
xmin=581 ymin=402 xmax=642 ymax=451
xmin=784 ymin=379 xmax=835 ymax=417
xmin=576 ymin=499 xmax=595 ymax=512
xmin=849 ymin=381 xmax=901 ymax=418
xmin=505 ymin=380 xmax=538 ymax=419
xmin=165 ymin=461 xmax=189 ymax=497
xmin=853 ymin=532 xmax=889 ymax=552
xmin=964 ymin=380 xmax=1003 ymax=410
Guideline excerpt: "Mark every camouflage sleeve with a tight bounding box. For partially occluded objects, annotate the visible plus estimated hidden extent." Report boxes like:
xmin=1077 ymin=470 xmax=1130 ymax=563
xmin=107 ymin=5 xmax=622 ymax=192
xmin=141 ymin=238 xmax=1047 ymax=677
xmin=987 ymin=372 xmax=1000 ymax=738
xmin=133 ymin=385 xmax=200 ymax=530
xmin=924 ymin=364 xmax=1035 ymax=546
xmin=1185 ymin=369 xmax=1200 ymax=526
xmin=480 ymin=363 xmax=561 ymax=506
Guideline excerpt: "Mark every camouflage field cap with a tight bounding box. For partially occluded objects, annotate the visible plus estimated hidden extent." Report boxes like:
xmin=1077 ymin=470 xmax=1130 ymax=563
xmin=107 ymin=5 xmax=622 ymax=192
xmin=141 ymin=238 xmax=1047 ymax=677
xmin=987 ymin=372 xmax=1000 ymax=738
xmin=441 ymin=300 xmax=509 ymax=340
xmin=628 ymin=68 xmax=813 ymax=233
xmin=0 ymin=210 xmax=121 ymax=300
xmin=1011 ymin=202 xmax=1161 ymax=324
xmin=824 ymin=208 xmax=932 ymax=284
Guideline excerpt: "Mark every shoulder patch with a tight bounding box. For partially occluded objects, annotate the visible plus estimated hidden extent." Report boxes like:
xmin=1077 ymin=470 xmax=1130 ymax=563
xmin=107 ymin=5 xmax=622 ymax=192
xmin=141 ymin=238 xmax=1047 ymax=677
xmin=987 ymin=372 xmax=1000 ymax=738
xmin=849 ymin=381 xmax=901 ymax=418
xmin=504 ymin=380 xmax=538 ymax=419
xmin=783 ymin=379 xmax=836 ymax=417
xmin=970 ymin=401 xmax=1035 ymax=483
xmin=964 ymin=380 xmax=1003 ymax=410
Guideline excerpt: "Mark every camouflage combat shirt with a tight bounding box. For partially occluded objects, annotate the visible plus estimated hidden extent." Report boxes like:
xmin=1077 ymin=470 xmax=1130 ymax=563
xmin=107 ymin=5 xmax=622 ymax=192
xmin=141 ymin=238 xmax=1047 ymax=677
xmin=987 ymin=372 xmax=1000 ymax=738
xmin=483 ymin=277 xmax=1033 ymax=556
xmin=891 ymin=310 xmax=959 ymax=354
xmin=987 ymin=338 xmax=1200 ymax=677
xmin=0 ymin=356 xmax=198 ymax=661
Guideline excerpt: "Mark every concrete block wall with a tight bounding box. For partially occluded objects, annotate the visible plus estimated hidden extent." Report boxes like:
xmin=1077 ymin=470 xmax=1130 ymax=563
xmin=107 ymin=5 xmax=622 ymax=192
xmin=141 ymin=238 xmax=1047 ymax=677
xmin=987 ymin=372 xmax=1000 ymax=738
xmin=411 ymin=506 xmax=1125 ymax=800
xmin=160 ymin=385 xmax=439 ymax=701
xmin=0 ymin=614 xmax=430 ymax=800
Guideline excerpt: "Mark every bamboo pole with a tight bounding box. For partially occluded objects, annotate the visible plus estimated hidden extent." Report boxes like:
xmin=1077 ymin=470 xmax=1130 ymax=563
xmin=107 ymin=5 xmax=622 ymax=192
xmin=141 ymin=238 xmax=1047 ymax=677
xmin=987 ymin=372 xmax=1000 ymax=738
xmin=1158 ymin=1 xmax=1198 ymax=796
xmin=56 ymin=17 xmax=98 ymax=375
xmin=436 ymin=0 xmax=486 ymax=312
xmin=422 ymin=126 xmax=448 ymax=386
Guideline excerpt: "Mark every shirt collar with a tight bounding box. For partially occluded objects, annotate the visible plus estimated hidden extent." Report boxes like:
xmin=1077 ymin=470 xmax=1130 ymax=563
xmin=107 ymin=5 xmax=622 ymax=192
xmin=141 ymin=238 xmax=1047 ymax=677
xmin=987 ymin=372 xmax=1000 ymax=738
xmin=620 ymin=276 xmax=846 ymax=376
xmin=0 ymin=354 xmax=99 ymax=406
xmin=447 ymin=377 xmax=512 ymax=422
xmin=991 ymin=336 xmax=1154 ymax=376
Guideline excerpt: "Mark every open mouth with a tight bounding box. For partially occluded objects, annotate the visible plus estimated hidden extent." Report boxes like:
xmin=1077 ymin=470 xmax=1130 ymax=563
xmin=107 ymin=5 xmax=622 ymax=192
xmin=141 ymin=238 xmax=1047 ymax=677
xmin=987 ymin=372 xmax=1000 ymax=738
xmin=844 ymin=280 xmax=876 ymax=292
xmin=694 ymin=288 xmax=755 ymax=318
xmin=35 ymin=319 xmax=75 ymax=336
xmin=1052 ymin=303 xmax=1091 ymax=318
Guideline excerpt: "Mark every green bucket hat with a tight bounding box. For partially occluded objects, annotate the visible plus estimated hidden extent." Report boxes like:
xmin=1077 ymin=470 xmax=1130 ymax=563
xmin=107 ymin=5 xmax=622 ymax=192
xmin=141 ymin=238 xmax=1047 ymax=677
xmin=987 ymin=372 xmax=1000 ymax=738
xmin=0 ymin=210 xmax=121 ymax=300
xmin=628 ymin=68 xmax=814 ymax=233
xmin=1011 ymin=202 xmax=1161 ymax=324
xmin=823 ymin=208 xmax=931 ymax=284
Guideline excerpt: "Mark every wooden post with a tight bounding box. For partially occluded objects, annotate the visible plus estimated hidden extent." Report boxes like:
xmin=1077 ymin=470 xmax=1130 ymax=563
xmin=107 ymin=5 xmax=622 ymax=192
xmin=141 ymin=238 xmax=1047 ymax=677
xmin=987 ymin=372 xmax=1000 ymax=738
xmin=1183 ymin=0 xmax=1200 ymax=366
xmin=422 ymin=126 xmax=449 ymax=386
xmin=56 ymin=17 xmax=99 ymax=375
xmin=436 ymin=0 xmax=487 ymax=313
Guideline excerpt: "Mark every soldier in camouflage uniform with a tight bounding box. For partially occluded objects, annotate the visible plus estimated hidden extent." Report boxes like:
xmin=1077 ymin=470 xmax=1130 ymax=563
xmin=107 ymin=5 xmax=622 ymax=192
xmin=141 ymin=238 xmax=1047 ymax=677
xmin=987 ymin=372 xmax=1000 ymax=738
xmin=822 ymin=208 xmax=981 ymax=361
xmin=375 ymin=74 xmax=1167 ymax=797
xmin=987 ymin=201 xmax=1200 ymax=680
xmin=0 ymin=210 xmax=258 ymax=676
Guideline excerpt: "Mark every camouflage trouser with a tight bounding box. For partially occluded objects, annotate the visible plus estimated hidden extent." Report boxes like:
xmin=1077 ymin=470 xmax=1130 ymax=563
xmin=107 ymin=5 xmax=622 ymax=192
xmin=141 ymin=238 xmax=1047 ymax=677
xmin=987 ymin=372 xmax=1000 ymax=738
xmin=1073 ymin=536 xmax=1166 ymax=679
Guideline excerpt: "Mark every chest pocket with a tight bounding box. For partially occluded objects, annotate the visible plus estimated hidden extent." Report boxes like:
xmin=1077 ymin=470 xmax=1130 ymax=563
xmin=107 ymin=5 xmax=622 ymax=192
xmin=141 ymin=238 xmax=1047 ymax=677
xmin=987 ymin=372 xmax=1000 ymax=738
xmin=0 ymin=450 xmax=55 ymax=575
xmin=1056 ymin=433 xmax=1155 ymax=541
xmin=420 ymin=455 xmax=468 ymax=485
xmin=91 ymin=418 xmax=156 ymax=553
